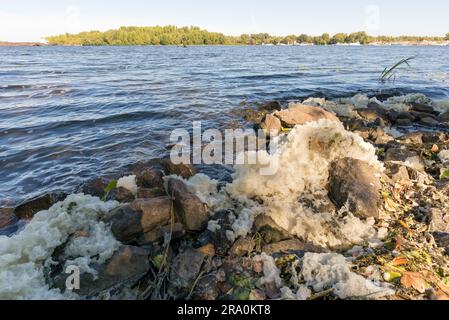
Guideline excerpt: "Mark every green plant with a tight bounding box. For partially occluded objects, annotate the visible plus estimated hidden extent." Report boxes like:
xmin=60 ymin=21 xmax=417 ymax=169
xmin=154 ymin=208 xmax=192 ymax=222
xmin=379 ymin=57 xmax=415 ymax=83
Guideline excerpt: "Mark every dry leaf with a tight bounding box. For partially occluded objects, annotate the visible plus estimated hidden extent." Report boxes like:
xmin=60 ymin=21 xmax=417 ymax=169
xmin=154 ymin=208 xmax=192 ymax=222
xmin=401 ymin=272 xmax=427 ymax=293
xmin=432 ymin=144 xmax=439 ymax=153
xmin=384 ymin=198 xmax=397 ymax=212
xmin=391 ymin=257 xmax=409 ymax=266
xmin=399 ymin=220 xmax=412 ymax=233
xmin=196 ymin=243 xmax=215 ymax=257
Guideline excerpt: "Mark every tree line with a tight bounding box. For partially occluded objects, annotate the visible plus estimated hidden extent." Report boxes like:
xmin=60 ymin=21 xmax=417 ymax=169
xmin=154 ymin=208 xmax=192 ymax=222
xmin=45 ymin=26 xmax=449 ymax=46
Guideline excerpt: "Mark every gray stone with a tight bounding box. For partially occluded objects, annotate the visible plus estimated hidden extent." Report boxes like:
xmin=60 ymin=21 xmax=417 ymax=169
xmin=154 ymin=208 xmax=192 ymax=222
xmin=170 ymin=249 xmax=206 ymax=291
xmin=419 ymin=117 xmax=439 ymax=127
xmin=427 ymin=208 xmax=449 ymax=234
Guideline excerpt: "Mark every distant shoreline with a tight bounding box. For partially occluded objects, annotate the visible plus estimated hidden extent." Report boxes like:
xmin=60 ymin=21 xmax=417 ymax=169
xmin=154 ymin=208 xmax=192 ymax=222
xmin=0 ymin=42 xmax=48 ymax=47
xmin=1 ymin=42 xmax=448 ymax=47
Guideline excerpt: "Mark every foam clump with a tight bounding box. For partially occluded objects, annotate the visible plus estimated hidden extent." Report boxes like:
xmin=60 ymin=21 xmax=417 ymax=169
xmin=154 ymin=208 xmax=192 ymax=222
xmin=301 ymin=253 xmax=395 ymax=299
xmin=117 ymin=175 xmax=138 ymax=195
xmin=254 ymin=253 xmax=283 ymax=288
xmin=225 ymin=119 xmax=382 ymax=248
xmin=0 ymin=194 xmax=119 ymax=300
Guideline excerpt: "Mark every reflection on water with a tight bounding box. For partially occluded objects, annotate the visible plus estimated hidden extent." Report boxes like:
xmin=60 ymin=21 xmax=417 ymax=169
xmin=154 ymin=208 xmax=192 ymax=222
xmin=1 ymin=45 xmax=449 ymax=204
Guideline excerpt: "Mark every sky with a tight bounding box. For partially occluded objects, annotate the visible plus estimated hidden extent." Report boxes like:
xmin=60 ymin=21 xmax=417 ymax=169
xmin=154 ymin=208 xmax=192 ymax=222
xmin=1 ymin=0 xmax=449 ymax=42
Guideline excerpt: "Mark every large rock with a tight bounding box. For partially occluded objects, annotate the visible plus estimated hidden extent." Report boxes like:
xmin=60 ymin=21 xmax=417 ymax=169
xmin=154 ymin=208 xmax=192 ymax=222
xmin=137 ymin=222 xmax=185 ymax=245
xmin=168 ymin=178 xmax=209 ymax=232
xmin=105 ymin=187 xmax=135 ymax=203
xmin=54 ymin=245 xmax=150 ymax=297
xmin=169 ymin=249 xmax=206 ymax=295
xmin=328 ymin=158 xmax=382 ymax=219
xmin=14 ymin=192 xmax=67 ymax=220
xmin=162 ymin=159 xmax=197 ymax=178
xmin=273 ymin=104 xmax=340 ymax=128
xmin=110 ymin=197 xmax=172 ymax=242
xmin=76 ymin=176 xmax=112 ymax=198
xmin=136 ymin=169 xmax=164 ymax=189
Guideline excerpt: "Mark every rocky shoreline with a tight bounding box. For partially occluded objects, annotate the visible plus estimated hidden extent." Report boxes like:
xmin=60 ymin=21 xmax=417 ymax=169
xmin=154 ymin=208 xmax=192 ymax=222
xmin=2 ymin=93 xmax=449 ymax=300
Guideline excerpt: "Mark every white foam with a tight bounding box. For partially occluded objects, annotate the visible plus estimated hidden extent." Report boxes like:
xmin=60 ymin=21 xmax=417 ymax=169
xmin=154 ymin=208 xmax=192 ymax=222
xmin=301 ymin=253 xmax=395 ymax=299
xmin=117 ymin=175 xmax=138 ymax=195
xmin=0 ymin=194 xmax=119 ymax=300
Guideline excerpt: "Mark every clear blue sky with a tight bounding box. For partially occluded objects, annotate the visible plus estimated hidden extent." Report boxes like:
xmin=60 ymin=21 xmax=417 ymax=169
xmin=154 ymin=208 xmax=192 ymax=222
xmin=1 ymin=0 xmax=449 ymax=42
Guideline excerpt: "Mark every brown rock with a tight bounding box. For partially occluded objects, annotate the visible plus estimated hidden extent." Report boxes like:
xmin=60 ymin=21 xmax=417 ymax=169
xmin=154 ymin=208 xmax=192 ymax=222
xmin=395 ymin=118 xmax=413 ymax=127
xmin=260 ymin=114 xmax=282 ymax=136
xmin=229 ymin=237 xmax=255 ymax=257
xmin=168 ymin=178 xmax=209 ymax=232
xmin=54 ymin=245 xmax=150 ymax=297
xmin=397 ymin=132 xmax=423 ymax=145
xmin=197 ymin=243 xmax=216 ymax=257
xmin=162 ymin=159 xmax=197 ymax=178
xmin=110 ymin=197 xmax=171 ymax=242
xmin=253 ymin=214 xmax=291 ymax=244
xmin=274 ymin=104 xmax=340 ymax=128
xmin=191 ymin=274 xmax=219 ymax=300
xmin=14 ymin=192 xmax=67 ymax=220
xmin=76 ymin=177 xmax=110 ymax=198
xmin=328 ymin=158 xmax=382 ymax=218
xmin=387 ymin=164 xmax=410 ymax=182
xmin=137 ymin=222 xmax=185 ymax=245
xmin=262 ymin=239 xmax=325 ymax=254
xmin=136 ymin=187 xmax=166 ymax=198
xmin=357 ymin=108 xmax=387 ymax=123
xmin=136 ymin=169 xmax=164 ymax=189
xmin=105 ymin=187 xmax=135 ymax=203
xmin=0 ymin=208 xmax=17 ymax=229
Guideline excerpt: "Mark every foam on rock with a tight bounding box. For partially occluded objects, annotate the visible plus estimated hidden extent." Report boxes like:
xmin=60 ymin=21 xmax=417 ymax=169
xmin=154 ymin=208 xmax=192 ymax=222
xmin=225 ymin=119 xmax=382 ymax=248
xmin=0 ymin=194 xmax=119 ymax=300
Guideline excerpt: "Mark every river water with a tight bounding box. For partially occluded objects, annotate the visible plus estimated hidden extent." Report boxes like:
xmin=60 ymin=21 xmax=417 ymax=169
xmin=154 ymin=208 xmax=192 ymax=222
xmin=1 ymin=45 xmax=449 ymax=205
